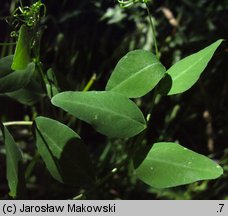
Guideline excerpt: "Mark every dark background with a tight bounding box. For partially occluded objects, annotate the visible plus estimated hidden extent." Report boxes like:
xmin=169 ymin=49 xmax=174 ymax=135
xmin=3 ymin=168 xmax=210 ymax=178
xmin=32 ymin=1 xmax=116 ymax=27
xmin=0 ymin=0 xmax=227 ymax=199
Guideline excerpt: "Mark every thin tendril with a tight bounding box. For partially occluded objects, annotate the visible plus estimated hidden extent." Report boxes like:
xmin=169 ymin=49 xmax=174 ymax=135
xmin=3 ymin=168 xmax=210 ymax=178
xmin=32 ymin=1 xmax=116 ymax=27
xmin=145 ymin=3 xmax=159 ymax=58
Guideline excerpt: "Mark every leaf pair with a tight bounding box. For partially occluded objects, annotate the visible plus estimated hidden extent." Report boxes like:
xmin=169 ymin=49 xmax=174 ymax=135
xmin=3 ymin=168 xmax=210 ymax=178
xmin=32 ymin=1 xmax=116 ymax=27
xmin=135 ymin=43 xmax=225 ymax=189
xmin=34 ymin=50 xmax=167 ymax=188
xmin=1 ymin=117 xmax=96 ymax=197
xmin=52 ymin=50 xmax=166 ymax=138
xmin=51 ymin=40 xmax=223 ymax=139
xmin=49 ymin=40 xmax=224 ymax=189
xmin=2 ymin=39 xmax=224 ymax=193
xmin=2 ymin=120 xmax=223 ymax=195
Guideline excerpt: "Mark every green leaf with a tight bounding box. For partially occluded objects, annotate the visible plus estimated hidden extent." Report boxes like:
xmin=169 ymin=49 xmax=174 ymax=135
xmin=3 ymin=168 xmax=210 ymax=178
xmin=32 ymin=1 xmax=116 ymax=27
xmin=106 ymin=50 xmax=166 ymax=98
xmin=0 ymin=63 xmax=35 ymax=93
xmin=46 ymin=83 xmax=59 ymax=98
xmin=159 ymin=39 xmax=223 ymax=95
xmin=51 ymin=91 xmax=146 ymax=138
xmin=5 ymin=79 xmax=45 ymax=105
xmin=45 ymin=68 xmax=59 ymax=98
xmin=136 ymin=142 xmax=223 ymax=188
xmin=0 ymin=55 xmax=13 ymax=78
xmin=35 ymin=116 xmax=95 ymax=187
xmin=11 ymin=25 xmax=31 ymax=70
xmin=0 ymin=124 xmax=26 ymax=198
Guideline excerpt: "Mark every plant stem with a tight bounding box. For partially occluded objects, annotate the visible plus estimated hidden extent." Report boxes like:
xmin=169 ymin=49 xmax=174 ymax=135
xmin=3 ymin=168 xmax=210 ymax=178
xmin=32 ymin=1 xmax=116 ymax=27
xmin=3 ymin=121 xmax=33 ymax=126
xmin=36 ymin=62 xmax=48 ymax=95
xmin=120 ymin=4 xmax=161 ymax=170
xmin=83 ymin=73 xmax=96 ymax=92
xmin=25 ymin=151 xmax=40 ymax=180
xmin=0 ymin=42 xmax=16 ymax=46
xmin=145 ymin=3 xmax=159 ymax=58
xmin=19 ymin=0 xmax=24 ymax=10
xmin=67 ymin=73 xmax=97 ymax=127
xmin=73 ymin=158 xmax=127 ymax=200
xmin=74 ymin=3 xmax=161 ymax=199
xmin=146 ymin=86 xmax=158 ymax=123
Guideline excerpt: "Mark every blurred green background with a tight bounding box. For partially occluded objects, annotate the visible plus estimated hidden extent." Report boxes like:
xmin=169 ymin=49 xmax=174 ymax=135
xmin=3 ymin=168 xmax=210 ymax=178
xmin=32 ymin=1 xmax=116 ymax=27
xmin=0 ymin=0 xmax=227 ymax=199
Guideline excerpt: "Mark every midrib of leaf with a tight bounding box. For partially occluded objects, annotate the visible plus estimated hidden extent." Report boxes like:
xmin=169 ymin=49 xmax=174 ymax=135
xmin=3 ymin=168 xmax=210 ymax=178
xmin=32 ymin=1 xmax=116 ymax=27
xmin=38 ymin=127 xmax=91 ymax=180
xmin=148 ymin=156 xmax=218 ymax=174
xmin=170 ymin=45 xmax=216 ymax=81
xmin=110 ymin=62 xmax=161 ymax=90
xmin=56 ymin=99 xmax=146 ymax=127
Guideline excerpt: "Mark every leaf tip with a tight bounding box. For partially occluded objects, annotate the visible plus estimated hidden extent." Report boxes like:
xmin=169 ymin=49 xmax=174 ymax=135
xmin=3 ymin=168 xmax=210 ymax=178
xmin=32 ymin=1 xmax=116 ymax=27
xmin=51 ymin=94 xmax=59 ymax=106
xmin=215 ymin=164 xmax=224 ymax=177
